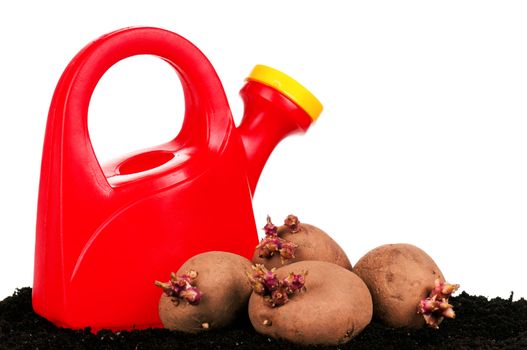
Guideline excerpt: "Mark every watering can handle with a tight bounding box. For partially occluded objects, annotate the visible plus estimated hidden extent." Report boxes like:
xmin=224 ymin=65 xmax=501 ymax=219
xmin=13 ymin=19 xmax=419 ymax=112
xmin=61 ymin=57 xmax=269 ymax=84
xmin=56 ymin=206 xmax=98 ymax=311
xmin=47 ymin=27 xmax=231 ymax=193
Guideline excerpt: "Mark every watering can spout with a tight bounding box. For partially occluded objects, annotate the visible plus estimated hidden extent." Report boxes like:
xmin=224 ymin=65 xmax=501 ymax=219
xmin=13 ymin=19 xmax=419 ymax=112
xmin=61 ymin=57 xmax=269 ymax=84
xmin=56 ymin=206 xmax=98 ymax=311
xmin=237 ymin=65 xmax=323 ymax=194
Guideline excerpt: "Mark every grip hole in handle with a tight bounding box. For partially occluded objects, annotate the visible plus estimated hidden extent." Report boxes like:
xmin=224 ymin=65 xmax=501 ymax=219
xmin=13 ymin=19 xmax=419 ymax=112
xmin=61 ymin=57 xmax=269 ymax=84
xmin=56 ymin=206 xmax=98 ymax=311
xmin=88 ymin=55 xmax=185 ymax=165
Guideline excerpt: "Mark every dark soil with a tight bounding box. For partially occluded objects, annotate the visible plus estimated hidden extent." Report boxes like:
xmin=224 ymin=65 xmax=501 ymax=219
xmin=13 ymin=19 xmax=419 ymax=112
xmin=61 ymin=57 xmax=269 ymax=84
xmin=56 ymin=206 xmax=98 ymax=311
xmin=0 ymin=288 xmax=526 ymax=350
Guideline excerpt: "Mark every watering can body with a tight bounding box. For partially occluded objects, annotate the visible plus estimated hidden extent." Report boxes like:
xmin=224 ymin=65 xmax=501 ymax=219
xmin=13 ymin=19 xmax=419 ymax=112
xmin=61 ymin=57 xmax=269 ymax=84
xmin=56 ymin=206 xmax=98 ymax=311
xmin=33 ymin=27 xmax=322 ymax=331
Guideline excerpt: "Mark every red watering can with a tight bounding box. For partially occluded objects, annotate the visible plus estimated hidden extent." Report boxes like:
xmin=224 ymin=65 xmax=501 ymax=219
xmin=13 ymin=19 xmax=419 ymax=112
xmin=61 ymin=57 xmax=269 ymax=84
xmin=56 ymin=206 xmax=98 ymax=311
xmin=33 ymin=27 xmax=322 ymax=332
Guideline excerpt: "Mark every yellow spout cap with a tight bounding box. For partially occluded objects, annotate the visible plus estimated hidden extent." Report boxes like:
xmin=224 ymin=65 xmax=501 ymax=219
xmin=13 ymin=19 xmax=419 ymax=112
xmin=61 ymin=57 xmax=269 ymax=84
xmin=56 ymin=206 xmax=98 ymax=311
xmin=246 ymin=64 xmax=323 ymax=121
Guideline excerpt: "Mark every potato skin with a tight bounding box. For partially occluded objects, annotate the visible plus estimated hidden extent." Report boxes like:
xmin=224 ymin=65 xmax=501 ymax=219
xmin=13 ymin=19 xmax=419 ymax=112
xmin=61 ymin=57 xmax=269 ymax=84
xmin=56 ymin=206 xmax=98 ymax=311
xmin=158 ymin=251 xmax=253 ymax=333
xmin=353 ymin=243 xmax=444 ymax=328
xmin=248 ymin=260 xmax=372 ymax=346
xmin=252 ymin=223 xmax=352 ymax=270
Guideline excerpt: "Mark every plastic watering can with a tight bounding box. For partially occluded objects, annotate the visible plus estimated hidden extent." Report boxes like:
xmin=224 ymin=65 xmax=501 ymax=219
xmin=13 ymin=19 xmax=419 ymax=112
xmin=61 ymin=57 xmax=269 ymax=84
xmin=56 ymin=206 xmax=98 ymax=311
xmin=33 ymin=27 xmax=322 ymax=332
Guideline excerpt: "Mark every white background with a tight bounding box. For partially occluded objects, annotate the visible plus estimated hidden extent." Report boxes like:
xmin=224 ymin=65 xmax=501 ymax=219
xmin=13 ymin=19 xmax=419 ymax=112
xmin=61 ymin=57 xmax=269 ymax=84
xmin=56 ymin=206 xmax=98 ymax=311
xmin=1 ymin=1 xmax=526 ymax=301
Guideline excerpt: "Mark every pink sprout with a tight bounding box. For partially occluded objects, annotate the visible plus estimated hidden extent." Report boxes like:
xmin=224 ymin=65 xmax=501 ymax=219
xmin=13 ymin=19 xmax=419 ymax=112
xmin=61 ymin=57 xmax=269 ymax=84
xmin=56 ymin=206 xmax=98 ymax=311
xmin=279 ymin=241 xmax=297 ymax=261
xmin=155 ymin=270 xmax=203 ymax=306
xmin=430 ymin=279 xmax=460 ymax=300
xmin=283 ymin=214 xmax=301 ymax=233
xmin=268 ymin=289 xmax=289 ymax=307
xmin=180 ymin=286 xmax=202 ymax=305
xmin=264 ymin=215 xmax=278 ymax=236
xmin=263 ymin=270 xmax=280 ymax=291
xmin=283 ymin=272 xmax=307 ymax=294
xmin=256 ymin=236 xmax=281 ymax=258
xmin=418 ymin=279 xmax=460 ymax=328
xmin=247 ymin=264 xmax=306 ymax=308
xmin=256 ymin=215 xmax=299 ymax=263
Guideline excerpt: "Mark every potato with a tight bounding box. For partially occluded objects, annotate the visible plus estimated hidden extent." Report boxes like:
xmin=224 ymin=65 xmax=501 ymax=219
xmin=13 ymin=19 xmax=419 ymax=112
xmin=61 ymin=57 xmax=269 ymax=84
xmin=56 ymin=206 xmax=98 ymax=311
xmin=353 ymin=243 xmax=450 ymax=328
xmin=157 ymin=251 xmax=252 ymax=333
xmin=248 ymin=260 xmax=372 ymax=346
xmin=252 ymin=215 xmax=352 ymax=270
